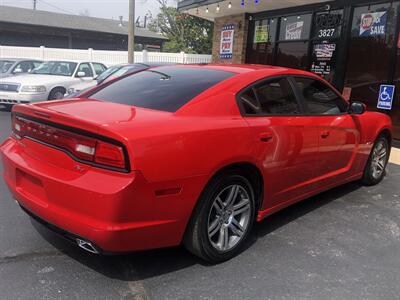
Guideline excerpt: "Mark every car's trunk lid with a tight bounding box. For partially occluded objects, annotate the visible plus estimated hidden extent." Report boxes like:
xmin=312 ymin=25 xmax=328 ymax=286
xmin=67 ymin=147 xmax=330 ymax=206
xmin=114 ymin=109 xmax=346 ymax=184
xmin=12 ymin=99 xmax=172 ymax=172
xmin=13 ymin=98 xmax=171 ymax=142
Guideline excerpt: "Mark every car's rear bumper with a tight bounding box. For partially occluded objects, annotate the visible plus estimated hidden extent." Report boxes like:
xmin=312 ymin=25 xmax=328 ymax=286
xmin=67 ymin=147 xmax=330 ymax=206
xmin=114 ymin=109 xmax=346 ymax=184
xmin=20 ymin=204 xmax=106 ymax=254
xmin=1 ymin=137 xmax=204 ymax=253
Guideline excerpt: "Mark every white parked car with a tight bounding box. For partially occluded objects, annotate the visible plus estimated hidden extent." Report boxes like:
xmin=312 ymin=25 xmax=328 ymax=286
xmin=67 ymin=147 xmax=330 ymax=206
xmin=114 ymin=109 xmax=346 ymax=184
xmin=0 ymin=58 xmax=43 ymax=79
xmin=0 ymin=60 xmax=107 ymax=110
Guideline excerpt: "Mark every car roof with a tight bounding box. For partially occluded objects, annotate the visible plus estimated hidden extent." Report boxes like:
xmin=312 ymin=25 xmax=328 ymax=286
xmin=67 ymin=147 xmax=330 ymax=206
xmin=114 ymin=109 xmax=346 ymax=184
xmin=151 ymin=64 xmax=317 ymax=77
xmin=110 ymin=62 xmax=175 ymax=68
xmin=0 ymin=58 xmax=42 ymax=62
xmin=42 ymin=60 xmax=102 ymax=63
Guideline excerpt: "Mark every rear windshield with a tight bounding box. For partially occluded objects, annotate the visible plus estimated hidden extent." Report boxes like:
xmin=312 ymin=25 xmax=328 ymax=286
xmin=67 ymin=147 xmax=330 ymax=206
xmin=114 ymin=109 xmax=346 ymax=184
xmin=88 ymin=66 xmax=235 ymax=112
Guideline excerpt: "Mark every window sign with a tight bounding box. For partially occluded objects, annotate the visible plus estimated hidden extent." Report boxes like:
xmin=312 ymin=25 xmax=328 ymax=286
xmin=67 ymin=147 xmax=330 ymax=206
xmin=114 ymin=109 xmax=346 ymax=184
xmin=285 ymin=21 xmax=304 ymax=40
xmin=314 ymin=43 xmax=336 ymax=60
xmin=279 ymin=14 xmax=311 ymax=41
xmin=310 ymin=42 xmax=337 ymax=81
xmin=220 ymin=24 xmax=234 ymax=59
xmin=314 ymin=12 xmax=343 ymax=39
xmin=377 ymin=84 xmax=395 ymax=110
xmin=254 ymin=25 xmax=269 ymax=43
xmin=359 ymin=11 xmax=387 ymax=37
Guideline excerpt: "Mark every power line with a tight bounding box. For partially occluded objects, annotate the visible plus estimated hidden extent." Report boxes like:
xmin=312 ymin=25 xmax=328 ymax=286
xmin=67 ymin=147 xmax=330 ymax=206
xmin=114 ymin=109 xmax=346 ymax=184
xmin=37 ymin=0 xmax=76 ymax=15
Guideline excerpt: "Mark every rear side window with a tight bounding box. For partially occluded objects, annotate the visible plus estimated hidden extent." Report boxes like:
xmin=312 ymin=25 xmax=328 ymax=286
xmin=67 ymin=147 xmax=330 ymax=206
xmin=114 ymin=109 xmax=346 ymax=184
xmin=294 ymin=77 xmax=348 ymax=115
xmin=89 ymin=67 xmax=235 ymax=112
xmin=239 ymin=78 xmax=300 ymax=115
xmin=93 ymin=63 xmax=107 ymax=75
xmin=239 ymin=89 xmax=260 ymax=115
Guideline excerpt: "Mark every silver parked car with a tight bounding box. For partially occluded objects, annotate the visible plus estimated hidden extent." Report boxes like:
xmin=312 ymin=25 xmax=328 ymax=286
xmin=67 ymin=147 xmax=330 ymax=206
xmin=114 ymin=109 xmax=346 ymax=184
xmin=0 ymin=60 xmax=106 ymax=111
xmin=0 ymin=58 xmax=43 ymax=79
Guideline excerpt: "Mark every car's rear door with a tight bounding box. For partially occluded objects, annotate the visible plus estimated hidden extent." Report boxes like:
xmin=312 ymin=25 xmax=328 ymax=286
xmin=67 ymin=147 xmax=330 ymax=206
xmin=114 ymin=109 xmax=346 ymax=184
xmin=238 ymin=76 xmax=319 ymax=210
xmin=290 ymin=76 xmax=360 ymax=186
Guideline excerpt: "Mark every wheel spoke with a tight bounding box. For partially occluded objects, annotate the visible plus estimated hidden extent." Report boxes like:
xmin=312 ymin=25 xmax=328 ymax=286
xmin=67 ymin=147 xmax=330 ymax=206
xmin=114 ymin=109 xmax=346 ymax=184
xmin=217 ymin=226 xmax=229 ymax=251
xmin=233 ymin=199 xmax=250 ymax=216
xmin=225 ymin=185 xmax=239 ymax=208
xmin=377 ymin=161 xmax=385 ymax=171
xmin=229 ymin=218 xmax=244 ymax=237
xmin=222 ymin=227 xmax=229 ymax=250
xmin=378 ymin=151 xmax=387 ymax=159
xmin=214 ymin=197 xmax=224 ymax=214
xmin=208 ymin=217 xmax=221 ymax=238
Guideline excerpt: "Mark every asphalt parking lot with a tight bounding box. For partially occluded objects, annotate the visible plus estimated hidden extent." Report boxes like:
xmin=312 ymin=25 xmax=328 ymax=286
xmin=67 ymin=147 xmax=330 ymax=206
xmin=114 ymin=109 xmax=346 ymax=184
xmin=1 ymin=109 xmax=400 ymax=299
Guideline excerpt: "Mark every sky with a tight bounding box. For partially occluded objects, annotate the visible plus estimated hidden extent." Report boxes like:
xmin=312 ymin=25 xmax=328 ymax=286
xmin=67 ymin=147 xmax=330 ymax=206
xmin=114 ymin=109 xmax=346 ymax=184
xmin=0 ymin=0 xmax=172 ymax=21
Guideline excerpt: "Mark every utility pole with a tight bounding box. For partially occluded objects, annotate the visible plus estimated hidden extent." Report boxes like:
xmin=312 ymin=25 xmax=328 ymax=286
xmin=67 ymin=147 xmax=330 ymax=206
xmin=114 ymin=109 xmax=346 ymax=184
xmin=33 ymin=0 xmax=37 ymax=10
xmin=128 ymin=0 xmax=135 ymax=63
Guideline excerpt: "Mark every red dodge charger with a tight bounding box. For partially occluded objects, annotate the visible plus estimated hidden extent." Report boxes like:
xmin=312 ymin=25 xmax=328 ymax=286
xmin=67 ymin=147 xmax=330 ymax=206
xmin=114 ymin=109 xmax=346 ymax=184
xmin=0 ymin=65 xmax=392 ymax=262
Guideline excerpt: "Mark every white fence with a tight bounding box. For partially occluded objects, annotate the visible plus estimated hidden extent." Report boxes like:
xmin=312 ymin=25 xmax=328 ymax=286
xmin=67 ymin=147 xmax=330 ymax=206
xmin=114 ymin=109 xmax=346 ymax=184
xmin=0 ymin=45 xmax=212 ymax=66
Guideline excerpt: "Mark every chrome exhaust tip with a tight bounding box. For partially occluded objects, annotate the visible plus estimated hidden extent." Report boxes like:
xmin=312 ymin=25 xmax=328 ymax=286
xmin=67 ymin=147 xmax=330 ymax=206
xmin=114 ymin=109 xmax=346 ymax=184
xmin=76 ymin=238 xmax=99 ymax=254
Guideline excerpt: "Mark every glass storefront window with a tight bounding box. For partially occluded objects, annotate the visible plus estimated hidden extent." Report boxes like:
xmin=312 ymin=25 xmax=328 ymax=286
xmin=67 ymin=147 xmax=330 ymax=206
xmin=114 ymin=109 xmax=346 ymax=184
xmin=276 ymin=41 xmax=309 ymax=70
xmin=279 ymin=14 xmax=312 ymax=41
xmin=275 ymin=14 xmax=312 ymax=70
xmin=246 ymin=18 xmax=277 ymax=65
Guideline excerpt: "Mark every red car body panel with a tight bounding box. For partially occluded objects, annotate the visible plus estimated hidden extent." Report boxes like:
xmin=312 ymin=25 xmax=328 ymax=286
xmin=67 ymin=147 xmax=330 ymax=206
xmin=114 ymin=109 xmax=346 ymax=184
xmin=0 ymin=64 xmax=392 ymax=253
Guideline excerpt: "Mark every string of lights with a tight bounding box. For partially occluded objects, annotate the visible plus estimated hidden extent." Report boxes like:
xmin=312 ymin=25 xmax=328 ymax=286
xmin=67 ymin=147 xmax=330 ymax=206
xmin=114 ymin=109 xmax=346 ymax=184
xmin=197 ymin=0 xmax=263 ymax=15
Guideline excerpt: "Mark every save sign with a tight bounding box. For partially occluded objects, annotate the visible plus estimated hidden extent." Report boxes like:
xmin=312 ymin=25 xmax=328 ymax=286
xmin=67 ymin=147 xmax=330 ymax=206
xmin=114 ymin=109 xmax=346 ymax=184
xmin=359 ymin=11 xmax=387 ymax=37
xmin=220 ymin=24 xmax=234 ymax=59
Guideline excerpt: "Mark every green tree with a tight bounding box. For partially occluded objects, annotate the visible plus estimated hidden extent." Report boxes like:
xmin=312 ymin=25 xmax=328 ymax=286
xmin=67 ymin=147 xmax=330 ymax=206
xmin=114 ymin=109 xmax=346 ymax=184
xmin=148 ymin=0 xmax=213 ymax=54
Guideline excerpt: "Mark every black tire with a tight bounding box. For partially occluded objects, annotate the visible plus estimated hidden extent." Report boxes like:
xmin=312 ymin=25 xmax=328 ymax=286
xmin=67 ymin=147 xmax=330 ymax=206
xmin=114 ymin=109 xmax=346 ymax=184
xmin=0 ymin=104 xmax=13 ymax=112
xmin=48 ymin=87 xmax=66 ymax=100
xmin=183 ymin=171 xmax=256 ymax=263
xmin=361 ymin=136 xmax=390 ymax=186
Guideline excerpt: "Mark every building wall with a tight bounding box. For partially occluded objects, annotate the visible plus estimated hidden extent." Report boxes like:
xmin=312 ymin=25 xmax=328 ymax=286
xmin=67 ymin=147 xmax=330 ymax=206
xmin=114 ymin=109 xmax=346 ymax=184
xmin=0 ymin=22 xmax=164 ymax=51
xmin=212 ymin=13 xmax=248 ymax=64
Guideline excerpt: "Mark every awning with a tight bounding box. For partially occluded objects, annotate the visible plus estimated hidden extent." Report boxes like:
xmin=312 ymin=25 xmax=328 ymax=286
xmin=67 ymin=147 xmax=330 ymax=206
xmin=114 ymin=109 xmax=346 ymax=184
xmin=178 ymin=0 xmax=331 ymax=20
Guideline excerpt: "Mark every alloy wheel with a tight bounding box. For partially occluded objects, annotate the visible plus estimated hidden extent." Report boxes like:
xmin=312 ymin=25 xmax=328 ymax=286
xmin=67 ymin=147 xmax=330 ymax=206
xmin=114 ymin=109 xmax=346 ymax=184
xmin=370 ymin=140 xmax=388 ymax=180
xmin=207 ymin=184 xmax=251 ymax=252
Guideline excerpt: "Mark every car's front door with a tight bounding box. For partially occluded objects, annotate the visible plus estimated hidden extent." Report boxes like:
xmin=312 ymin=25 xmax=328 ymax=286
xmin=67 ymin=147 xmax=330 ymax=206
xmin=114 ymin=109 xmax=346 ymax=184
xmin=291 ymin=76 xmax=360 ymax=186
xmin=238 ymin=77 xmax=319 ymax=210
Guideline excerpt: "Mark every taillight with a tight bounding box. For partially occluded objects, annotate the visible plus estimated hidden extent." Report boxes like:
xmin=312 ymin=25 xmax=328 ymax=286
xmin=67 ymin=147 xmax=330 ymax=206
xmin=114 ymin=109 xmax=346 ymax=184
xmin=95 ymin=141 xmax=125 ymax=169
xmin=12 ymin=115 xmax=128 ymax=171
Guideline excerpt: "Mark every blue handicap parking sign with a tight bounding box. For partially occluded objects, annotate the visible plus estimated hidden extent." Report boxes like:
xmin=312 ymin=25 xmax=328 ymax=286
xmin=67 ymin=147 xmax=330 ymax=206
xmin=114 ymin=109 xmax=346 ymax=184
xmin=377 ymin=84 xmax=395 ymax=110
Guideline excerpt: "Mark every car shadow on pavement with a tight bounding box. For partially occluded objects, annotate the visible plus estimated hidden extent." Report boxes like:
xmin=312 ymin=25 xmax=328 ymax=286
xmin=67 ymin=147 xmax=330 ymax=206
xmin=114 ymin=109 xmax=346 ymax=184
xmin=253 ymin=182 xmax=362 ymax=239
xmin=32 ymin=181 xmax=363 ymax=281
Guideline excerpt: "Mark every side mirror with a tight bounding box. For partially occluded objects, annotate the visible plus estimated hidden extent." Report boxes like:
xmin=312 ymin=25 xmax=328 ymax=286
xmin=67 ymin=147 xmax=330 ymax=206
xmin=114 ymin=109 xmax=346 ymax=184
xmin=349 ymin=101 xmax=366 ymax=115
xmin=76 ymin=71 xmax=86 ymax=78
